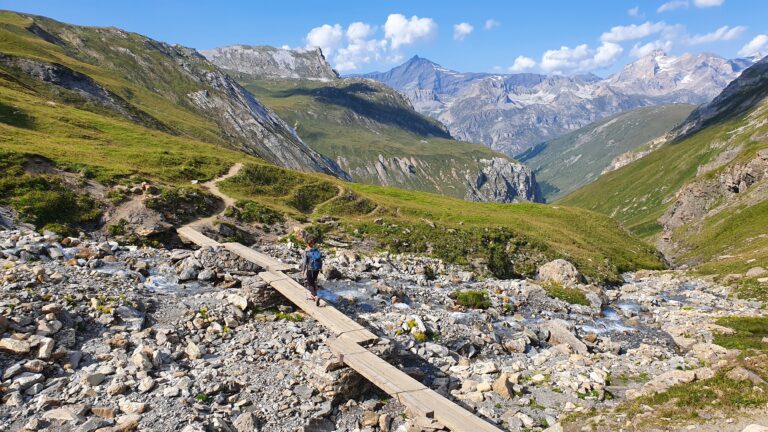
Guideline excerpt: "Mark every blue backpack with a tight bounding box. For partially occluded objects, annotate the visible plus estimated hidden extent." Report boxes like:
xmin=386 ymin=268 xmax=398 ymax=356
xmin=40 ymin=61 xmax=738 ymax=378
xmin=307 ymin=248 xmax=323 ymax=271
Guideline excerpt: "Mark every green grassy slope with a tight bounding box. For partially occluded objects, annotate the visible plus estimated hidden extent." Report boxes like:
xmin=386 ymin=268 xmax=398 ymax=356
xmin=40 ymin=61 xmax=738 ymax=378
xmin=519 ymin=104 xmax=694 ymax=201
xmin=560 ymin=59 xmax=768 ymax=276
xmin=0 ymin=67 xmax=663 ymax=282
xmin=238 ymin=77 xmax=511 ymax=199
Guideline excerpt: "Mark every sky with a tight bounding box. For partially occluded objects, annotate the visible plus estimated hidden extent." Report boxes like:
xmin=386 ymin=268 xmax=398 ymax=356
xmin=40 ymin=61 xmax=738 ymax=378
xmin=1 ymin=0 xmax=766 ymax=76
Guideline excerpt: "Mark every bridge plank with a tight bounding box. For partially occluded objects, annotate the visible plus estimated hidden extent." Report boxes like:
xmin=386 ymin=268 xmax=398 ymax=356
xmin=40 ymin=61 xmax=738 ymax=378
xmin=223 ymin=242 xmax=294 ymax=271
xmin=177 ymin=226 xmax=221 ymax=248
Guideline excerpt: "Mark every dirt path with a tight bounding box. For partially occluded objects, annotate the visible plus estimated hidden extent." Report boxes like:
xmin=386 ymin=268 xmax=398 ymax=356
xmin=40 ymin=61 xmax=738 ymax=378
xmin=184 ymin=163 xmax=243 ymax=229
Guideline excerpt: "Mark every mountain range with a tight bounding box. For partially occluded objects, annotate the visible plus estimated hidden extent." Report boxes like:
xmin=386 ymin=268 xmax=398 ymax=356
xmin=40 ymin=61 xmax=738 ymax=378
xmin=202 ymin=44 xmax=543 ymax=203
xmin=363 ymin=51 xmax=757 ymax=155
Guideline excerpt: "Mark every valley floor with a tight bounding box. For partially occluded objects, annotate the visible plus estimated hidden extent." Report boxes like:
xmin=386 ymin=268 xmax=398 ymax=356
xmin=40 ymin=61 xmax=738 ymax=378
xmin=1 ymin=215 xmax=767 ymax=431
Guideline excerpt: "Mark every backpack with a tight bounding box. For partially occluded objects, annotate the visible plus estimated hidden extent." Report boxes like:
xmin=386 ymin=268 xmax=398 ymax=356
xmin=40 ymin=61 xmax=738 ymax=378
xmin=307 ymin=248 xmax=323 ymax=271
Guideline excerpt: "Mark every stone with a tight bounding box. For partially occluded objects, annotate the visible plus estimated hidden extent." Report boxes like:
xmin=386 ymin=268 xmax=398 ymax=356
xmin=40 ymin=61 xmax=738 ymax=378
xmin=185 ymin=342 xmax=203 ymax=360
xmin=544 ymin=319 xmax=588 ymax=355
xmin=42 ymin=404 xmax=89 ymax=421
xmin=83 ymin=373 xmax=107 ymax=386
xmin=474 ymin=361 xmax=498 ymax=375
xmin=0 ymin=337 xmax=30 ymax=355
xmin=118 ymin=399 xmax=147 ymax=414
xmin=38 ymin=337 xmax=55 ymax=359
xmin=107 ymin=382 xmax=128 ymax=396
xmin=742 ymin=426 xmax=768 ymax=432
xmin=233 ymin=412 xmax=259 ymax=432
xmin=14 ymin=372 xmax=44 ymax=389
xmin=537 ymin=259 xmax=583 ymax=286
xmin=228 ymin=294 xmax=249 ymax=311
xmin=726 ymin=367 xmax=766 ymax=385
xmin=493 ymin=373 xmax=515 ymax=399
xmin=138 ymin=377 xmax=155 ymax=393
xmin=745 ymin=267 xmax=768 ymax=277
xmin=361 ymin=411 xmax=379 ymax=427
xmin=91 ymin=406 xmax=117 ymax=419
xmin=131 ymin=350 xmax=153 ymax=371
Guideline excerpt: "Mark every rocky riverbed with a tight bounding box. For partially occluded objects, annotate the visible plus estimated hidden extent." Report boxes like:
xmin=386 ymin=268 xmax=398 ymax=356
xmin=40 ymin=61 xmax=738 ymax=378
xmin=1 ymin=225 xmax=766 ymax=432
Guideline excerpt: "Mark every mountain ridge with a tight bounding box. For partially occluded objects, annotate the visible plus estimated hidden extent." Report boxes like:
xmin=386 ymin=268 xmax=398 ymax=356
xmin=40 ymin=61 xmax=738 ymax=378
xmin=363 ymin=51 xmax=755 ymax=155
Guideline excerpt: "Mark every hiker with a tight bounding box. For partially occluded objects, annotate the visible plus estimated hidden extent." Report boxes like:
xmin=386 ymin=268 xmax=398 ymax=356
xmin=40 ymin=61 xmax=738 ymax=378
xmin=300 ymin=239 xmax=323 ymax=306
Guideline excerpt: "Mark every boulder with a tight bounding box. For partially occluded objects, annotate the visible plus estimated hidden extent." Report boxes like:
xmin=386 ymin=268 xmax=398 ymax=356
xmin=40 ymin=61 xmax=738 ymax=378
xmin=0 ymin=338 xmax=30 ymax=355
xmin=745 ymin=267 xmax=767 ymax=277
xmin=544 ymin=319 xmax=588 ymax=355
xmin=537 ymin=259 xmax=583 ymax=286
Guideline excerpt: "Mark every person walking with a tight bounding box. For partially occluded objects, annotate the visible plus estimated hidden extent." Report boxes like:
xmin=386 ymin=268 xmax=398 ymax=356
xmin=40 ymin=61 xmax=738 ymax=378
xmin=300 ymin=239 xmax=323 ymax=306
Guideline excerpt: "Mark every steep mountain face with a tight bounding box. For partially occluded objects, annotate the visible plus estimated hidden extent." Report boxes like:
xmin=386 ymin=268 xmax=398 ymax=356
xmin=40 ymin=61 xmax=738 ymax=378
xmin=606 ymin=50 xmax=751 ymax=103
xmin=0 ymin=11 xmax=347 ymax=178
xmin=560 ymin=57 xmax=768 ymax=275
xmin=519 ymin=104 xmax=695 ymax=201
xmin=200 ymin=45 xmax=339 ymax=81
xmin=364 ymin=52 xmax=752 ymax=155
xmin=207 ymin=49 xmax=543 ymax=202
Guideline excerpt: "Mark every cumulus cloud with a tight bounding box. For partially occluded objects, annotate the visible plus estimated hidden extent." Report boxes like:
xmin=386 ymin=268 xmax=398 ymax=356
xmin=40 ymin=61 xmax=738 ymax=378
xmin=693 ymin=0 xmax=724 ymax=7
xmin=304 ymin=14 xmax=438 ymax=72
xmin=540 ymin=42 xmax=623 ymax=74
xmin=509 ymin=55 xmax=536 ymax=72
xmin=628 ymin=6 xmax=644 ymax=17
xmin=453 ymin=22 xmax=474 ymax=41
xmin=738 ymin=34 xmax=768 ymax=57
xmin=685 ymin=25 xmax=746 ymax=45
xmin=601 ymin=21 xmax=670 ymax=43
xmin=305 ymin=24 xmax=344 ymax=55
xmin=657 ymin=0 xmax=689 ymax=13
xmin=484 ymin=19 xmax=500 ymax=30
xmin=346 ymin=22 xmax=374 ymax=41
xmin=630 ymin=39 xmax=674 ymax=57
xmin=384 ymin=14 xmax=437 ymax=49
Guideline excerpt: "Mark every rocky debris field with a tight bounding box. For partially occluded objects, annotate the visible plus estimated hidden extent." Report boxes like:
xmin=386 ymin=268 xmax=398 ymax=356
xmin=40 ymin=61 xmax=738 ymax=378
xmin=1 ymin=224 xmax=767 ymax=432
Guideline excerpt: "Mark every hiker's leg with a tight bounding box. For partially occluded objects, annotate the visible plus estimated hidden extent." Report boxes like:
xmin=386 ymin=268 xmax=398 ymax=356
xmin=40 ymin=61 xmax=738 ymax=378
xmin=307 ymin=270 xmax=318 ymax=297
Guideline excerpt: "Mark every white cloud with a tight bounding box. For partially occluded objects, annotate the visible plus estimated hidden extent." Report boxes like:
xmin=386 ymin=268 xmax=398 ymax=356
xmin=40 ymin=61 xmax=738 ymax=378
xmin=305 ymin=24 xmax=343 ymax=55
xmin=685 ymin=25 xmax=746 ymax=44
xmin=334 ymin=37 xmax=388 ymax=72
xmin=509 ymin=55 xmax=536 ymax=72
xmin=628 ymin=6 xmax=644 ymax=17
xmin=484 ymin=19 xmax=500 ymax=30
xmin=657 ymin=0 xmax=689 ymax=13
xmin=630 ymin=39 xmax=674 ymax=57
xmin=384 ymin=14 xmax=437 ymax=49
xmin=693 ymin=0 xmax=724 ymax=7
xmin=601 ymin=21 xmax=669 ymax=43
xmin=738 ymin=34 xmax=768 ymax=57
xmin=540 ymin=42 xmax=623 ymax=74
xmin=304 ymin=14 xmax=438 ymax=72
xmin=346 ymin=22 xmax=374 ymax=41
xmin=453 ymin=22 xmax=474 ymax=41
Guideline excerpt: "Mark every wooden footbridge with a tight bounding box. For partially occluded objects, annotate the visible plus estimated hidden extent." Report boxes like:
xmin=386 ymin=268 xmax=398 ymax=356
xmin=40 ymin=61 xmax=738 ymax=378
xmin=177 ymin=226 xmax=504 ymax=432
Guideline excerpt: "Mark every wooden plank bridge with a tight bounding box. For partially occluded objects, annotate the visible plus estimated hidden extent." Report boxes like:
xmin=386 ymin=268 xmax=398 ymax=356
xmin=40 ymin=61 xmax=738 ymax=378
xmin=177 ymin=226 xmax=504 ymax=432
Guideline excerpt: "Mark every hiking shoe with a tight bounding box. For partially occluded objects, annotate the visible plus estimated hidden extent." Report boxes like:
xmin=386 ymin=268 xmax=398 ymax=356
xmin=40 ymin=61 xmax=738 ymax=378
xmin=315 ymin=296 xmax=320 ymax=307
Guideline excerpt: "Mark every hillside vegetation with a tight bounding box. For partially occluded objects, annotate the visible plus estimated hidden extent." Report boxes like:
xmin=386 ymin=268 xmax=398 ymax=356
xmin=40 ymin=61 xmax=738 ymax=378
xmin=0 ymin=66 xmax=663 ymax=282
xmin=237 ymin=76 xmax=518 ymax=199
xmin=561 ymin=58 xmax=768 ymax=277
xmin=519 ymin=104 xmax=694 ymax=201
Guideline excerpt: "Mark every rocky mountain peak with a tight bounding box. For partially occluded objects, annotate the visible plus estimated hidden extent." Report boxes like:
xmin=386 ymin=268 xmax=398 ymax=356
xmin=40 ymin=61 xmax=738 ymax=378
xmin=201 ymin=45 xmax=339 ymax=81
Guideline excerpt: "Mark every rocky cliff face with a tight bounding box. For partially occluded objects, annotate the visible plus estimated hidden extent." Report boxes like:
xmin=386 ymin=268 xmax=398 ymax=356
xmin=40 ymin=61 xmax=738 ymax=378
xmin=201 ymin=45 xmax=339 ymax=81
xmin=364 ymin=52 xmax=753 ymax=155
xmin=465 ymin=158 xmax=543 ymax=203
xmin=2 ymin=13 xmax=348 ymax=179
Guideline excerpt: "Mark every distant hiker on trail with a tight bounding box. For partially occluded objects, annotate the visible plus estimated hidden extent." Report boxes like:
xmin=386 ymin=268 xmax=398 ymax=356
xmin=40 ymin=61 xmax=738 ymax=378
xmin=300 ymin=240 xmax=323 ymax=306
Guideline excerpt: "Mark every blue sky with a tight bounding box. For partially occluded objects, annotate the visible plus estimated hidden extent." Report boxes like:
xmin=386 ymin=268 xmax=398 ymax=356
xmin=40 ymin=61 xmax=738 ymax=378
xmin=1 ymin=0 xmax=766 ymax=76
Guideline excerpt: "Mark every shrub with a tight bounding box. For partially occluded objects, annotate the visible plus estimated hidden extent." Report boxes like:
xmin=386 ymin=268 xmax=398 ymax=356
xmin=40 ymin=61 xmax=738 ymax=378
xmin=543 ymin=282 xmax=590 ymax=306
xmin=226 ymin=200 xmax=285 ymax=224
xmin=453 ymin=290 xmax=491 ymax=310
xmin=288 ymin=182 xmax=337 ymax=213
xmin=144 ymin=187 xmax=218 ymax=224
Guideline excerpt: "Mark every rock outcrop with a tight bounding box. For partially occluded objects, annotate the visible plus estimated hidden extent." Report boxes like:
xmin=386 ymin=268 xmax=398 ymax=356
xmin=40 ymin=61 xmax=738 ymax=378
xmin=201 ymin=45 xmax=339 ymax=81
xmin=465 ymin=158 xmax=543 ymax=203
